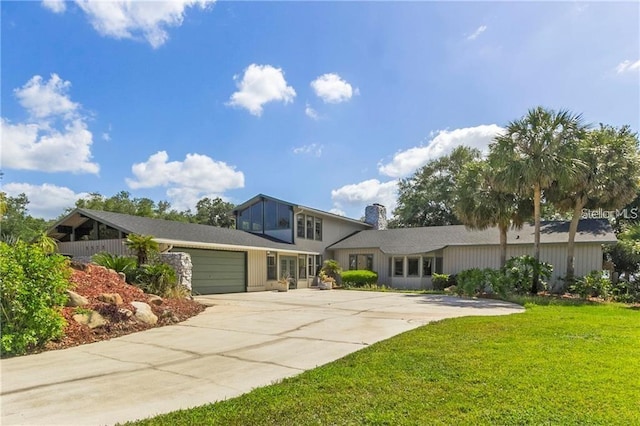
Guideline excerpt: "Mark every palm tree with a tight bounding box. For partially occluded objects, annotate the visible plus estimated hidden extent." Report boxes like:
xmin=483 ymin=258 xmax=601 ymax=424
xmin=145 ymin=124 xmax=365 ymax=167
xmin=456 ymin=160 xmax=532 ymax=268
xmin=489 ymin=107 xmax=587 ymax=293
xmin=547 ymin=124 xmax=640 ymax=284
xmin=125 ymin=234 xmax=159 ymax=267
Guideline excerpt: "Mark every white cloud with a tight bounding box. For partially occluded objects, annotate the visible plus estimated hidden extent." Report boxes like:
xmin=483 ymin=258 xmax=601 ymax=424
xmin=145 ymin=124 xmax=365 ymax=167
xmin=126 ymin=151 xmax=244 ymax=209
xmin=467 ymin=25 xmax=487 ymax=41
xmin=616 ymin=59 xmax=640 ymax=74
xmin=68 ymin=0 xmax=215 ymax=48
xmin=292 ymin=143 xmax=323 ymax=157
xmin=329 ymin=208 xmax=346 ymax=217
xmin=2 ymin=182 xmax=88 ymax=219
xmin=331 ymin=179 xmax=398 ymax=216
xmin=42 ymin=0 xmax=66 ymax=14
xmin=227 ymin=64 xmax=296 ymax=116
xmin=378 ymin=124 xmax=503 ymax=178
xmin=311 ymin=73 xmax=355 ymax=104
xmin=2 ymin=74 xmax=99 ymax=174
xmin=305 ymin=103 xmax=320 ymax=120
xmin=15 ymin=74 xmax=79 ymax=120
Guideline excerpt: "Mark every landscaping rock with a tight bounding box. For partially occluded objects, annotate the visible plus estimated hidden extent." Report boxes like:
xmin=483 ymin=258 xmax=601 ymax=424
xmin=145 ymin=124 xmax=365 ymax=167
xmin=73 ymin=310 xmax=107 ymax=329
xmin=66 ymin=290 xmax=89 ymax=307
xmin=131 ymin=301 xmax=158 ymax=325
xmin=118 ymin=272 xmax=127 ymax=282
xmin=148 ymin=295 xmax=164 ymax=306
xmin=118 ymin=308 xmax=133 ymax=319
xmin=318 ymin=281 xmax=332 ymax=290
xmin=98 ymin=293 xmax=124 ymax=306
xmin=69 ymin=261 xmax=88 ymax=271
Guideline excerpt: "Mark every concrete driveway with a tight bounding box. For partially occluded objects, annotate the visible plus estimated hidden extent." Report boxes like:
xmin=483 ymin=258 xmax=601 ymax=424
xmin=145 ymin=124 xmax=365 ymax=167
xmin=1 ymin=289 xmax=523 ymax=425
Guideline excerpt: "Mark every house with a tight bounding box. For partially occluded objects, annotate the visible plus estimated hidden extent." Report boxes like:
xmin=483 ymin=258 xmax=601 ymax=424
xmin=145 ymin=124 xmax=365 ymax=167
xmin=49 ymin=194 xmax=616 ymax=294
xmin=49 ymin=194 xmax=371 ymax=294
xmin=329 ymin=219 xmax=617 ymax=289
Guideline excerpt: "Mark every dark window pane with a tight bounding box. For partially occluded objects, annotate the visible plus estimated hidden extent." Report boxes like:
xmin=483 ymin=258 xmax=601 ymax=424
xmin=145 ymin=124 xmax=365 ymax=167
xmin=264 ymin=200 xmax=278 ymax=230
xmin=314 ymin=218 xmax=322 ymax=241
xmin=239 ymin=207 xmax=251 ymax=231
xmin=407 ymin=258 xmax=419 ymax=277
xmin=394 ymin=258 xmax=404 ymax=276
xmin=435 ymin=257 xmax=443 ymax=274
xmin=349 ymin=255 xmax=357 ymax=270
xmin=306 ymin=216 xmax=313 ymax=239
xmin=366 ymin=255 xmax=373 ymax=271
xmin=250 ymin=202 xmax=263 ymax=232
xmin=297 ymin=214 xmax=305 ymax=238
xmin=298 ymin=255 xmax=307 ymax=279
xmin=423 ymin=257 xmax=433 ymax=276
xmin=267 ymin=255 xmax=276 ymax=280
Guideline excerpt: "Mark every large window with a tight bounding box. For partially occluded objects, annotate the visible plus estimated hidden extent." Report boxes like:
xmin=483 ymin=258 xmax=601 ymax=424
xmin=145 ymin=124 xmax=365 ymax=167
xmin=297 ymin=214 xmax=324 ymax=241
xmin=423 ymin=257 xmax=433 ymax=276
xmin=394 ymin=258 xmax=404 ymax=277
xmin=349 ymin=254 xmax=373 ymax=271
xmin=407 ymin=257 xmax=420 ymax=277
xmin=236 ymin=199 xmax=294 ymax=243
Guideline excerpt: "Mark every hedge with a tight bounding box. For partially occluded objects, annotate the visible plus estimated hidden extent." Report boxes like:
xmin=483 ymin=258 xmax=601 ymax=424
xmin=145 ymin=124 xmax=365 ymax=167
xmin=342 ymin=270 xmax=378 ymax=287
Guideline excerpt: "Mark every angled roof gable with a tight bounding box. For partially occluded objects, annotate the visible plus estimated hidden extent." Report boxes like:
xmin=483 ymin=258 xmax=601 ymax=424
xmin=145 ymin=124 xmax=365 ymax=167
xmin=49 ymin=208 xmax=317 ymax=254
xmin=329 ymin=219 xmax=617 ymax=255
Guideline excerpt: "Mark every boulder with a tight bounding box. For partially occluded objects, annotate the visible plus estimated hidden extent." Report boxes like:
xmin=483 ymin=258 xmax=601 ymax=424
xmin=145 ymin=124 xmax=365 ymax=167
xmin=69 ymin=261 xmax=88 ymax=271
xmin=73 ymin=310 xmax=107 ymax=329
xmin=118 ymin=272 xmax=127 ymax=282
xmin=147 ymin=295 xmax=163 ymax=306
xmin=118 ymin=308 xmax=133 ymax=319
xmin=131 ymin=301 xmax=158 ymax=325
xmin=98 ymin=293 xmax=124 ymax=306
xmin=66 ymin=290 xmax=89 ymax=307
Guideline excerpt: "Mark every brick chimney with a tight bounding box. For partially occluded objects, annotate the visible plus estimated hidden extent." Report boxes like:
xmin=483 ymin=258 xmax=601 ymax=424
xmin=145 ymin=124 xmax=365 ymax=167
xmin=365 ymin=203 xmax=388 ymax=230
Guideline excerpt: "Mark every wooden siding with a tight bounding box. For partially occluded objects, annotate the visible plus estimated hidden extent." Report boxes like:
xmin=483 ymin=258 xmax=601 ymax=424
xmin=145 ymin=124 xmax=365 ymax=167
xmin=443 ymin=243 xmax=604 ymax=283
xmin=58 ymin=239 xmax=130 ymax=257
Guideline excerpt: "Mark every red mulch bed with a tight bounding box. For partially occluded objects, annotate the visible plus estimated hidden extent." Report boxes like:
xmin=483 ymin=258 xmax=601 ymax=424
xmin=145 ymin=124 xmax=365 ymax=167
xmin=39 ymin=263 xmax=206 ymax=353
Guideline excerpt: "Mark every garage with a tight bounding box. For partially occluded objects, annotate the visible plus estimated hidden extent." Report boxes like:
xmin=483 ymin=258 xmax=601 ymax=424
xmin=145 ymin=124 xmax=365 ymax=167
xmin=179 ymin=248 xmax=246 ymax=294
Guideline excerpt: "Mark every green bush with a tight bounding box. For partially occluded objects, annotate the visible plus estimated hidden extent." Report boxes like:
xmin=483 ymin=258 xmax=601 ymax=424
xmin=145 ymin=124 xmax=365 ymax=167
xmin=92 ymin=252 xmax=137 ymax=275
xmin=133 ymin=263 xmax=178 ymax=297
xmin=0 ymin=241 xmax=71 ymax=356
xmin=342 ymin=270 xmax=378 ymax=287
xmin=432 ymin=273 xmax=450 ymax=290
xmin=503 ymin=255 xmax=552 ymax=294
xmin=570 ymin=271 xmax=612 ymax=299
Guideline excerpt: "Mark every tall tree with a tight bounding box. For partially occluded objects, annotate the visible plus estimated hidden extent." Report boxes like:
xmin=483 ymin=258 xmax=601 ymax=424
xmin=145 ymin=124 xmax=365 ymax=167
xmin=391 ymin=146 xmax=481 ymax=228
xmin=73 ymin=191 xmax=191 ymax=222
xmin=0 ymin=192 xmax=48 ymax=242
xmin=193 ymin=197 xmax=236 ymax=228
xmin=456 ymin=160 xmax=533 ymax=268
xmin=489 ymin=107 xmax=587 ymax=293
xmin=547 ymin=124 xmax=640 ymax=283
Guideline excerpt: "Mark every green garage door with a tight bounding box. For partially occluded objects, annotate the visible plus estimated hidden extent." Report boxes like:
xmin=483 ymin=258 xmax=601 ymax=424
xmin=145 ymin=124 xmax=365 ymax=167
xmin=180 ymin=249 xmax=246 ymax=294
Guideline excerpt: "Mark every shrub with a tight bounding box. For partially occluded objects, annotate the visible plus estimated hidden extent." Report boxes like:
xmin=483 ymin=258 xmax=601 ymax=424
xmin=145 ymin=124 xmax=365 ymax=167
xmin=456 ymin=268 xmax=485 ymax=296
xmin=92 ymin=252 xmax=137 ymax=275
xmin=133 ymin=263 xmax=178 ymax=297
xmin=321 ymin=259 xmax=343 ymax=285
xmin=0 ymin=241 xmax=71 ymax=356
xmin=503 ymin=255 xmax=552 ymax=294
xmin=570 ymin=271 xmax=612 ymax=299
xmin=432 ymin=273 xmax=450 ymax=290
xmin=342 ymin=270 xmax=378 ymax=287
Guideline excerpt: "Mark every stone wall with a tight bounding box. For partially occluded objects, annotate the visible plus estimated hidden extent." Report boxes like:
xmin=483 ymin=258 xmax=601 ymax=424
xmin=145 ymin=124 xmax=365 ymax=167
xmin=159 ymin=252 xmax=193 ymax=290
xmin=365 ymin=203 xmax=388 ymax=230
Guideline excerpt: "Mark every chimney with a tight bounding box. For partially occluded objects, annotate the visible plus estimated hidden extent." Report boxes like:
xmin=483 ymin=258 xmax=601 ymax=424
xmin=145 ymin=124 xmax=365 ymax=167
xmin=365 ymin=203 xmax=388 ymax=230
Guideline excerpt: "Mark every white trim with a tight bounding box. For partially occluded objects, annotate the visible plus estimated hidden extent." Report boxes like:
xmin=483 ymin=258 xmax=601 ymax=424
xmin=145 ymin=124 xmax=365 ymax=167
xmin=153 ymin=238 xmax=319 ymax=255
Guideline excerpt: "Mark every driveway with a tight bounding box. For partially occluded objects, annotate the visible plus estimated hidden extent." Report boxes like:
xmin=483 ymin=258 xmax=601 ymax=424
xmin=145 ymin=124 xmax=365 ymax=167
xmin=1 ymin=289 xmax=523 ymax=425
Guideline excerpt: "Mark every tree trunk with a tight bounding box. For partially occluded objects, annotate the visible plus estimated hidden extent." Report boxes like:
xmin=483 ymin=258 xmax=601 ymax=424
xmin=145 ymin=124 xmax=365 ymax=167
xmin=532 ymin=184 xmax=542 ymax=294
xmin=499 ymin=223 xmax=508 ymax=269
xmin=565 ymin=199 xmax=585 ymax=288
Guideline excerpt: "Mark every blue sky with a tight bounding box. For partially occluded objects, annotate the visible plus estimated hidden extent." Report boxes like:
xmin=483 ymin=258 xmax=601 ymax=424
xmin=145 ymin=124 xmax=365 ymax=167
xmin=2 ymin=1 xmax=639 ymax=220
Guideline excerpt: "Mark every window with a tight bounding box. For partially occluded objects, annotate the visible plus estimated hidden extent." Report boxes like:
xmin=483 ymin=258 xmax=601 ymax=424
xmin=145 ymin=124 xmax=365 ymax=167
xmin=407 ymin=257 xmax=420 ymax=277
xmin=267 ymin=254 xmax=276 ymax=280
xmin=298 ymin=255 xmax=307 ymax=279
xmin=297 ymin=214 xmax=305 ymax=238
xmin=237 ymin=199 xmax=294 ymax=243
xmin=314 ymin=218 xmax=323 ymax=241
xmin=306 ymin=216 xmax=313 ymax=239
xmin=435 ymin=257 xmax=443 ymax=274
xmin=349 ymin=254 xmax=374 ymax=271
xmin=250 ymin=202 xmax=263 ymax=232
xmin=315 ymin=255 xmax=323 ymax=275
xmin=394 ymin=258 xmax=404 ymax=277
xmin=264 ymin=200 xmax=278 ymax=230
xmin=308 ymin=256 xmax=314 ymax=277
xmin=423 ymin=257 xmax=433 ymax=276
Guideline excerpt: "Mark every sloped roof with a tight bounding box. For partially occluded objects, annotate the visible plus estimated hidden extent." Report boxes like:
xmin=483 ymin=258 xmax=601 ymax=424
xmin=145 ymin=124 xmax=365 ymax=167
xmin=232 ymin=193 xmax=372 ymax=228
xmin=329 ymin=219 xmax=617 ymax=255
xmin=49 ymin=208 xmax=317 ymax=254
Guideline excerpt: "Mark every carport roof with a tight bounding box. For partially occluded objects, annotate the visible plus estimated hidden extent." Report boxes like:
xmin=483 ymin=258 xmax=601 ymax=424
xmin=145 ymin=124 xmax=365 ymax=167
xmin=328 ymin=219 xmax=617 ymax=255
xmin=49 ymin=208 xmax=318 ymax=255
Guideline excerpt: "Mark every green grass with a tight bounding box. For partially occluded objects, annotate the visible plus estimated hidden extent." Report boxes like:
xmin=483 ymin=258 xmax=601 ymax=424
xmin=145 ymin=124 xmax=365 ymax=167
xmin=128 ymin=301 xmax=640 ymax=425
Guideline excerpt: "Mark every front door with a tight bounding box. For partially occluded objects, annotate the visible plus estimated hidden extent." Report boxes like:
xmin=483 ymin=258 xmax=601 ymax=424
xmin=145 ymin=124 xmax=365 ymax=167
xmin=280 ymin=256 xmax=297 ymax=289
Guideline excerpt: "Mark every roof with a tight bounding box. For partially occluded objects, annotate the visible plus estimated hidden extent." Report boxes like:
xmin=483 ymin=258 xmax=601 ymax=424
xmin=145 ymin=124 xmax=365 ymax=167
xmin=49 ymin=208 xmax=318 ymax=255
xmin=232 ymin=193 xmax=372 ymax=228
xmin=329 ymin=219 xmax=617 ymax=255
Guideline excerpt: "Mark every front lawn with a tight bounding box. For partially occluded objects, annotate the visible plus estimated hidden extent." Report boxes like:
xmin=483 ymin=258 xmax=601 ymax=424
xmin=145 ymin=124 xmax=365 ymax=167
xmin=128 ymin=300 xmax=639 ymax=425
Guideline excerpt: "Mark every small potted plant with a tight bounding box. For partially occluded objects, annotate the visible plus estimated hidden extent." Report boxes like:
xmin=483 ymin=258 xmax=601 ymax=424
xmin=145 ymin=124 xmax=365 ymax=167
xmin=318 ymin=271 xmax=335 ymax=290
xmin=277 ymin=274 xmax=290 ymax=292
